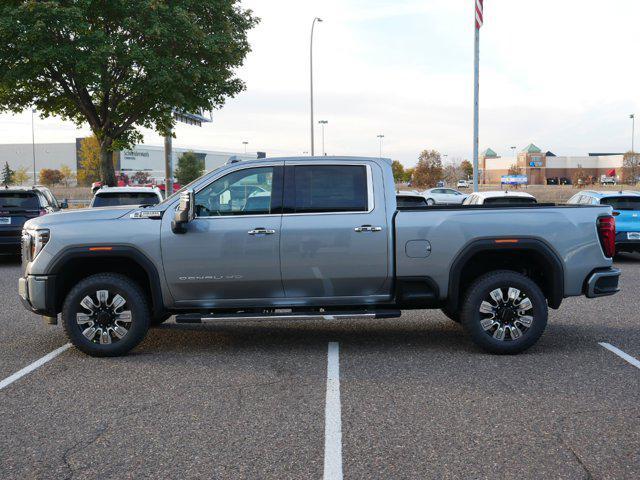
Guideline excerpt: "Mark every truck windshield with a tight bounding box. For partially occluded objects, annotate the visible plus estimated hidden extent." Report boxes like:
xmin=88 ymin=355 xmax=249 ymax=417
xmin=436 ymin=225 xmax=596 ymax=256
xmin=93 ymin=192 xmax=159 ymax=207
xmin=600 ymin=197 xmax=640 ymax=210
xmin=0 ymin=192 xmax=39 ymax=210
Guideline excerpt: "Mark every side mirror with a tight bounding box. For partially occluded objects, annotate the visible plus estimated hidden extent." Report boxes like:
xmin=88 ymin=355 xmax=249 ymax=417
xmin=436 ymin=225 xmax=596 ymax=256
xmin=172 ymin=189 xmax=195 ymax=234
xmin=60 ymin=200 xmax=69 ymax=209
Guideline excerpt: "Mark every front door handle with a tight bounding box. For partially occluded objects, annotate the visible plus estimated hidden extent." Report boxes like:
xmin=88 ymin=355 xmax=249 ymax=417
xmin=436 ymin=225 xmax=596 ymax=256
xmin=248 ymin=228 xmax=276 ymax=235
xmin=354 ymin=225 xmax=382 ymax=232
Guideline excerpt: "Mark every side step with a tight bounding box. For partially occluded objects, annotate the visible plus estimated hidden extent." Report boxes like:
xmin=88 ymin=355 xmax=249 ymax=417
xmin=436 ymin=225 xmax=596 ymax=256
xmin=175 ymin=309 xmax=401 ymax=324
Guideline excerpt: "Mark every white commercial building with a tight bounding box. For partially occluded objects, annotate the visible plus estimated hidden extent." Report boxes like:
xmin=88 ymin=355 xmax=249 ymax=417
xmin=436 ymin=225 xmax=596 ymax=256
xmin=0 ymin=139 xmax=260 ymax=182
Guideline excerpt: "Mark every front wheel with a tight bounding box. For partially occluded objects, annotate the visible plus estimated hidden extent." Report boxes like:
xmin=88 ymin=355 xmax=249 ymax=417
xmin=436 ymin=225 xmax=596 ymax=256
xmin=460 ymin=271 xmax=547 ymax=354
xmin=62 ymin=273 xmax=150 ymax=357
xmin=426 ymin=198 xmax=436 ymax=206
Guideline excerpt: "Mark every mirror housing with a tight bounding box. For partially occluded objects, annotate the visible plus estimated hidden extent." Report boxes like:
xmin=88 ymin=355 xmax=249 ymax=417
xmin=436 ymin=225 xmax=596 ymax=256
xmin=60 ymin=200 xmax=69 ymax=209
xmin=172 ymin=189 xmax=195 ymax=234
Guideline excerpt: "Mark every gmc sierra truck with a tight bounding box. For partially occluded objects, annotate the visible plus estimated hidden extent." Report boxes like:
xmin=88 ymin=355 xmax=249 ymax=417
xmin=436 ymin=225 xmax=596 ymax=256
xmin=19 ymin=157 xmax=620 ymax=357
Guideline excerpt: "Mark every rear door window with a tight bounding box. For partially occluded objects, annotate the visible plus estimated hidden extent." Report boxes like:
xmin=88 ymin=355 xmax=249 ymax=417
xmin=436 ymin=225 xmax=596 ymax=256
xmin=92 ymin=192 xmax=160 ymax=207
xmin=289 ymin=165 xmax=368 ymax=213
xmin=0 ymin=192 xmax=40 ymax=210
xmin=601 ymin=196 xmax=640 ymax=210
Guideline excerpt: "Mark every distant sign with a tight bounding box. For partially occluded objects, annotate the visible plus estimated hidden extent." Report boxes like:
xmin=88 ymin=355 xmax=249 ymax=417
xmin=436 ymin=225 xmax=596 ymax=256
xmin=529 ymin=161 xmax=543 ymax=167
xmin=501 ymin=175 xmax=528 ymax=185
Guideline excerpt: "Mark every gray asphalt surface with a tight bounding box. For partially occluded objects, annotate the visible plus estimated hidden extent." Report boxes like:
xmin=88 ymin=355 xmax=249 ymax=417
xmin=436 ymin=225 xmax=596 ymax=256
xmin=0 ymin=253 xmax=639 ymax=479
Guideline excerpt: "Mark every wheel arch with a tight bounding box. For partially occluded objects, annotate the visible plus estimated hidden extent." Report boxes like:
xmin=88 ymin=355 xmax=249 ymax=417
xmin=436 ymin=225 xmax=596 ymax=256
xmin=447 ymin=238 xmax=564 ymax=312
xmin=47 ymin=246 xmax=165 ymax=317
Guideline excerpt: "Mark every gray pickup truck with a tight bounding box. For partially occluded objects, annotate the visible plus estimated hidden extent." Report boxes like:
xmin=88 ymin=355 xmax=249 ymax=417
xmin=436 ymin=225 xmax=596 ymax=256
xmin=19 ymin=157 xmax=620 ymax=357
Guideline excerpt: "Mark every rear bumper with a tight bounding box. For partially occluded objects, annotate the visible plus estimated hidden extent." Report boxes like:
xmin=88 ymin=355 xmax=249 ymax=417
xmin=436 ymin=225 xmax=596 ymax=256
xmin=585 ymin=268 xmax=620 ymax=298
xmin=18 ymin=275 xmax=57 ymax=316
xmin=615 ymin=232 xmax=640 ymax=250
xmin=0 ymin=229 xmax=22 ymax=248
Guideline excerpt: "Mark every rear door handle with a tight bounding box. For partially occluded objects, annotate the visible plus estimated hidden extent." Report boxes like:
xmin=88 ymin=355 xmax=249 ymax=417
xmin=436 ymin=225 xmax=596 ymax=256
xmin=354 ymin=225 xmax=382 ymax=232
xmin=248 ymin=228 xmax=276 ymax=235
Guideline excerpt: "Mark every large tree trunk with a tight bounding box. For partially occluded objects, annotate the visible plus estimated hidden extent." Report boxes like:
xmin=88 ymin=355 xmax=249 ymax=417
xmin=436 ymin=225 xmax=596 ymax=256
xmin=99 ymin=140 xmax=117 ymax=186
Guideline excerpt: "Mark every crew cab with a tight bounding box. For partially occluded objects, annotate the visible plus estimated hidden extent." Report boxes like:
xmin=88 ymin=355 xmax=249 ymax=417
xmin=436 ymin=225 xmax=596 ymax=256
xmin=19 ymin=157 xmax=620 ymax=357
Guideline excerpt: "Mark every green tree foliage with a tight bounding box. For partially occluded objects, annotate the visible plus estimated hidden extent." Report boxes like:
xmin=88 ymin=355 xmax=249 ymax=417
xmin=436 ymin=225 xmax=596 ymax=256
xmin=174 ymin=151 xmax=205 ymax=185
xmin=391 ymin=160 xmax=405 ymax=183
xmin=39 ymin=168 xmax=64 ymax=186
xmin=460 ymin=160 xmax=474 ymax=179
xmin=2 ymin=161 xmax=15 ymax=186
xmin=14 ymin=166 xmax=30 ymax=185
xmin=412 ymin=150 xmax=443 ymax=189
xmin=0 ymin=1 xmax=258 ymax=186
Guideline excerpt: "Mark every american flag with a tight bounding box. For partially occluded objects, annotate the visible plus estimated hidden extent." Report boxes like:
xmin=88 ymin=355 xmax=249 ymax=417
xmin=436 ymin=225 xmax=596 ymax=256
xmin=475 ymin=0 xmax=484 ymax=29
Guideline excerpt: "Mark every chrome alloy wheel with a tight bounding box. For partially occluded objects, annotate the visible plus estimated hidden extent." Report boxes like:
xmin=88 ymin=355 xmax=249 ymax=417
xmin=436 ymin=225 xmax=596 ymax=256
xmin=76 ymin=290 xmax=132 ymax=344
xmin=478 ymin=287 xmax=533 ymax=341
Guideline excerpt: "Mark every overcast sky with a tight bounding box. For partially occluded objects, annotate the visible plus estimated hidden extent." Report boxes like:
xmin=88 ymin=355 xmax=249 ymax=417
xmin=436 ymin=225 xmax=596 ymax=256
xmin=1 ymin=0 xmax=638 ymax=167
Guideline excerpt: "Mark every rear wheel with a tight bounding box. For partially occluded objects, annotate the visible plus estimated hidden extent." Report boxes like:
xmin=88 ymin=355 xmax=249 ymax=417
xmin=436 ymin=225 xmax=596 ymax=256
xmin=62 ymin=273 xmax=150 ymax=357
xmin=426 ymin=198 xmax=435 ymax=206
xmin=460 ymin=270 xmax=547 ymax=354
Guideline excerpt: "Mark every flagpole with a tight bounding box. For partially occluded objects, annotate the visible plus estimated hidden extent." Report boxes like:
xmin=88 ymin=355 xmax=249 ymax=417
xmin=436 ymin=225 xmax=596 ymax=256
xmin=472 ymin=1 xmax=482 ymax=193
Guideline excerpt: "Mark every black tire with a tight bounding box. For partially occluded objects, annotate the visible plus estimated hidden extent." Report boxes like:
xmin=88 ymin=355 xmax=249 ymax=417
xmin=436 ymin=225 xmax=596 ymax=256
xmin=426 ymin=198 xmax=435 ymax=206
xmin=441 ymin=307 xmax=460 ymax=323
xmin=460 ymin=270 xmax=547 ymax=354
xmin=62 ymin=273 xmax=150 ymax=357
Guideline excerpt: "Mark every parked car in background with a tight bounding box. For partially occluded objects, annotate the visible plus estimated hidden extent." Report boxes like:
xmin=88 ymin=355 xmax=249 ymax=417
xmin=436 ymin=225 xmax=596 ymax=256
xmin=436 ymin=180 xmax=446 ymax=188
xmin=396 ymin=191 xmax=428 ymax=208
xmin=600 ymin=176 xmax=617 ymax=185
xmin=90 ymin=186 xmax=163 ymax=208
xmin=422 ymin=188 xmax=468 ymax=205
xmin=463 ymin=191 xmax=537 ymax=206
xmin=0 ymin=186 xmax=66 ymax=255
xmin=457 ymin=180 xmax=470 ymax=189
xmin=567 ymin=190 xmax=640 ymax=253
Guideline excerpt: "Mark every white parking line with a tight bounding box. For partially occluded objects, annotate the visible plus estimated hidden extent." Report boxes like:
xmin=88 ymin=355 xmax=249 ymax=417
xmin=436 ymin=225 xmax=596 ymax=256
xmin=599 ymin=342 xmax=640 ymax=370
xmin=0 ymin=343 xmax=71 ymax=391
xmin=324 ymin=342 xmax=343 ymax=480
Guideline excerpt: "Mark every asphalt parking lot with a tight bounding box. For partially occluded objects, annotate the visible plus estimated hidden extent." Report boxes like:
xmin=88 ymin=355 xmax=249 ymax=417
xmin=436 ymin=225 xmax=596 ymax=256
xmin=1 ymin=255 xmax=639 ymax=480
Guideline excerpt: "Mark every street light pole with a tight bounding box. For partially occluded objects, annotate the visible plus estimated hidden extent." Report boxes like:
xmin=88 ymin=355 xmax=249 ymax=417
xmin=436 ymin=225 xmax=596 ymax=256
xmin=31 ymin=109 xmax=36 ymax=185
xmin=243 ymin=141 xmax=249 ymax=154
xmin=318 ymin=120 xmax=328 ymax=156
xmin=631 ymin=114 xmax=635 ymax=152
xmin=377 ymin=134 xmax=385 ymax=158
xmin=310 ymin=17 xmax=323 ymax=157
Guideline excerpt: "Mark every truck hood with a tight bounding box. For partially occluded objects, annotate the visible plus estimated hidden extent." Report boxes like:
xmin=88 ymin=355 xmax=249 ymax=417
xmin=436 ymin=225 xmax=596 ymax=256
xmin=24 ymin=206 xmax=135 ymax=229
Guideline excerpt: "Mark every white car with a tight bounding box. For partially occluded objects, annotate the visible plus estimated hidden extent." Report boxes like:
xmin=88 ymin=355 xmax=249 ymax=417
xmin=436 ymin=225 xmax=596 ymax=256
xmin=457 ymin=180 xmax=470 ymax=189
xmin=90 ymin=186 xmax=164 ymax=208
xmin=396 ymin=190 xmax=428 ymax=208
xmin=462 ymin=190 xmax=537 ymax=206
xmin=422 ymin=188 xmax=468 ymax=205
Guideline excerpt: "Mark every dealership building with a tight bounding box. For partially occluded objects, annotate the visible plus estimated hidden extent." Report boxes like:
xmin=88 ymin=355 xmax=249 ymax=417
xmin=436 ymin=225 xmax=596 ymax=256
xmin=0 ymin=139 xmax=258 ymax=182
xmin=481 ymin=144 xmax=627 ymax=184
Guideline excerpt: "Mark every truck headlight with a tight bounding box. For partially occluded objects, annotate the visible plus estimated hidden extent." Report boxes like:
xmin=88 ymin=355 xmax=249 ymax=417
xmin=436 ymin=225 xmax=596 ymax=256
xmin=23 ymin=229 xmax=50 ymax=262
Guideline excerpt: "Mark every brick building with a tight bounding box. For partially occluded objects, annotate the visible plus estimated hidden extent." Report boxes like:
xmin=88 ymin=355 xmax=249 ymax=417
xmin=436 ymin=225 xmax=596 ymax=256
xmin=480 ymin=144 xmax=626 ymax=185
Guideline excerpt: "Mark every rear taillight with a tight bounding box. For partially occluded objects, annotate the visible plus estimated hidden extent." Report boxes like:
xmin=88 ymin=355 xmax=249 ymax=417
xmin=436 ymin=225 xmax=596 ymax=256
xmin=597 ymin=216 xmax=616 ymax=258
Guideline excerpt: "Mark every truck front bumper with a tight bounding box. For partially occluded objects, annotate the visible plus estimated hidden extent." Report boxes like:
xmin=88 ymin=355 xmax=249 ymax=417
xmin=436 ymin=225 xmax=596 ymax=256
xmin=19 ymin=275 xmax=57 ymax=316
xmin=585 ymin=268 xmax=620 ymax=298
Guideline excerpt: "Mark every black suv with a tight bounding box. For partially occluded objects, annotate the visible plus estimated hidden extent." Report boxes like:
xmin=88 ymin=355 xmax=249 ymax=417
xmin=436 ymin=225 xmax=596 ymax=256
xmin=0 ymin=186 xmax=67 ymax=255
